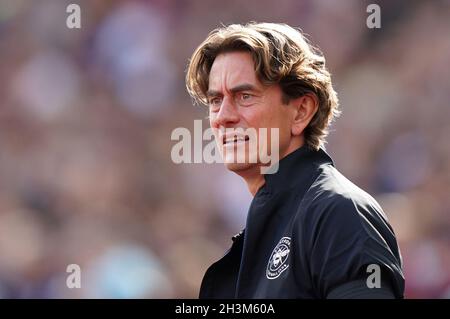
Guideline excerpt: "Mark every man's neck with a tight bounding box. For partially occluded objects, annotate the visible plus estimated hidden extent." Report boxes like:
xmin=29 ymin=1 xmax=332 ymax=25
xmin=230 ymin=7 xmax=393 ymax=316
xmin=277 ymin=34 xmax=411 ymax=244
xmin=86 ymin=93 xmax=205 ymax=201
xmin=241 ymin=139 xmax=305 ymax=196
xmin=242 ymin=171 xmax=266 ymax=196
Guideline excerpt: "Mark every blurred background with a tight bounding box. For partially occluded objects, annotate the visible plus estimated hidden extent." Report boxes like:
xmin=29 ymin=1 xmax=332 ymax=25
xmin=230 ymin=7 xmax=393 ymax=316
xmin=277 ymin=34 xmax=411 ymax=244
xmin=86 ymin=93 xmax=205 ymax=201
xmin=0 ymin=0 xmax=449 ymax=298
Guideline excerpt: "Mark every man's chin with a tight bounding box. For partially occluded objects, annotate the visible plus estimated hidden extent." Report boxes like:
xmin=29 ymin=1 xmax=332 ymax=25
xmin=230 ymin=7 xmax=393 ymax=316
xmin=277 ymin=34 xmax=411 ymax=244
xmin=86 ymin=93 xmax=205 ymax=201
xmin=223 ymin=161 xmax=257 ymax=173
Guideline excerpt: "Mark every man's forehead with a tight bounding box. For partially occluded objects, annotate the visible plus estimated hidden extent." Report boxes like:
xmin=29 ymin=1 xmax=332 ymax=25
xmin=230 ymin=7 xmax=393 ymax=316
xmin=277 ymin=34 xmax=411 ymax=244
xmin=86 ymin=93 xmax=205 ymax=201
xmin=208 ymin=52 xmax=259 ymax=90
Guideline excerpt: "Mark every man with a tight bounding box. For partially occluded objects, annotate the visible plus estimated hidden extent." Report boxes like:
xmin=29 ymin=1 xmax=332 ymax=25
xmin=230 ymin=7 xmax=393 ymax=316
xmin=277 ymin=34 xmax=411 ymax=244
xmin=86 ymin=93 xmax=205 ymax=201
xmin=185 ymin=22 xmax=404 ymax=298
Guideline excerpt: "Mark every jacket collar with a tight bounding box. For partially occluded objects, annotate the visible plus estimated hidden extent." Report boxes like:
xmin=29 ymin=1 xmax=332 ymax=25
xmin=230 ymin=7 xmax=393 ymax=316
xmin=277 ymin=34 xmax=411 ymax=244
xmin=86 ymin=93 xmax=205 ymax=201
xmin=259 ymin=145 xmax=334 ymax=195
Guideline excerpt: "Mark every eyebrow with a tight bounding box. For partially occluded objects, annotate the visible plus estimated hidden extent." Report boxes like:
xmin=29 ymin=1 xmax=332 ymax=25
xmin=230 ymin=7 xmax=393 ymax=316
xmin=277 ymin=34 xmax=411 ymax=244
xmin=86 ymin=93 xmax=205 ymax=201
xmin=206 ymin=83 xmax=258 ymax=98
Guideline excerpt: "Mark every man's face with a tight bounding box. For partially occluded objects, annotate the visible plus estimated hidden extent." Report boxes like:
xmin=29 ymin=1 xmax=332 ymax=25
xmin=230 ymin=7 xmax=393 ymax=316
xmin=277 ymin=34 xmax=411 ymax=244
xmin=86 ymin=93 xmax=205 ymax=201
xmin=207 ymin=51 xmax=297 ymax=173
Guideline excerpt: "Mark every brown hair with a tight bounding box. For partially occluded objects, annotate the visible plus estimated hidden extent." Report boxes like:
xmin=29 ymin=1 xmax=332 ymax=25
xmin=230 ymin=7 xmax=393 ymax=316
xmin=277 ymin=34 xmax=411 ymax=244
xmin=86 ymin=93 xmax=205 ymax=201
xmin=186 ymin=22 xmax=340 ymax=150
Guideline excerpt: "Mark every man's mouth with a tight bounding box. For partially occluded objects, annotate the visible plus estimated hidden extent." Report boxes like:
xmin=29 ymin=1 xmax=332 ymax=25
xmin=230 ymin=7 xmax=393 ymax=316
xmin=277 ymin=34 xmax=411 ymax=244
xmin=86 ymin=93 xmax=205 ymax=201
xmin=223 ymin=135 xmax=250 ymax=145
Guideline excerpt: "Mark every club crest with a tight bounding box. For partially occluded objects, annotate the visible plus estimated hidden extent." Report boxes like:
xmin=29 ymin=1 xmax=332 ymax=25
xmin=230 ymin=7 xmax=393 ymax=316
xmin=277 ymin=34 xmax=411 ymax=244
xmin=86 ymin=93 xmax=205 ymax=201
xmin=266 ymin=237 xmax=291 ymax=279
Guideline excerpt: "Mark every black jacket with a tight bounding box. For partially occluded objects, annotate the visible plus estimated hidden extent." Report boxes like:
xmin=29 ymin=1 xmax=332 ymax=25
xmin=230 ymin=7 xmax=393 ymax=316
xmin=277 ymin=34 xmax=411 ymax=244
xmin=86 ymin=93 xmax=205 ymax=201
xmin=200 ymin=146 xmax=404 ymax=299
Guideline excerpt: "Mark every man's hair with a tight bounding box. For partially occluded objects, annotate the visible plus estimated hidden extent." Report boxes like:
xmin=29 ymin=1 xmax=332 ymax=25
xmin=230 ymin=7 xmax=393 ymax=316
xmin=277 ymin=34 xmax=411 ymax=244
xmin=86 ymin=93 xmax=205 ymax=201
xmin=186 ymin=22 xmax=340 ymax=150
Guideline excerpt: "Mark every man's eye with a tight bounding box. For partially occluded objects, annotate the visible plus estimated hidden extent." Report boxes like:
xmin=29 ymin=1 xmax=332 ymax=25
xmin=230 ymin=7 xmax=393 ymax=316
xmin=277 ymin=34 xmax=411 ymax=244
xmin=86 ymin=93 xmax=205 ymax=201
xmin=238 ymin=93 xmax=253 ymax=104
xmin=209 ymin=98 xmax=222 ymax=111
xmin=241 ymin=92 xmax=254 ymax=100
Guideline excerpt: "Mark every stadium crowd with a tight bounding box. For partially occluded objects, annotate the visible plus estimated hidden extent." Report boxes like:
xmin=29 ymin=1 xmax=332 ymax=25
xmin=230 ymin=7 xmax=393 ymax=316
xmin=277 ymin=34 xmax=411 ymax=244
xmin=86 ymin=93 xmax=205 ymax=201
xmin=0 ymin=0 xmax=448 ymax=298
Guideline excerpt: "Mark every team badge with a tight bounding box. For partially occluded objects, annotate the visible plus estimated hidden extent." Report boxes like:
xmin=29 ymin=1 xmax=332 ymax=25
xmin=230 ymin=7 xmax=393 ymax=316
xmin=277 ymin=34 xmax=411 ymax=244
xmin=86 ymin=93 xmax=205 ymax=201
xmin=266 ymin=237 xmax=291 ymax=279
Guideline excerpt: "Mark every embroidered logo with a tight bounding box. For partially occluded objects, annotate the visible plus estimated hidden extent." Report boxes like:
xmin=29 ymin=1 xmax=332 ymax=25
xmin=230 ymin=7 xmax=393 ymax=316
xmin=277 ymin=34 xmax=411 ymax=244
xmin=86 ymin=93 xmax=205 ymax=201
xmin=266 ymin=237 xmax=291 ymax=279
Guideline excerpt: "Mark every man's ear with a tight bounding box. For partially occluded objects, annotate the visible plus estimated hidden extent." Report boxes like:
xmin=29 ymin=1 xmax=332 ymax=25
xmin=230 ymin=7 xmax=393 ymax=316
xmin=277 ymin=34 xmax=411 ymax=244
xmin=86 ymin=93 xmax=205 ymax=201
xmin=290 ymin=93 xmax=319 ymax=136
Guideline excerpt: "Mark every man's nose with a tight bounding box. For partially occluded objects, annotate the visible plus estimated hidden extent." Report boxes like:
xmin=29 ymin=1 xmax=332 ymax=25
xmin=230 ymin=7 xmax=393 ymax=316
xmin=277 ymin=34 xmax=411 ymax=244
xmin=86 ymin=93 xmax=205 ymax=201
xmin=211 ymin=96 xmax=240 ymax=127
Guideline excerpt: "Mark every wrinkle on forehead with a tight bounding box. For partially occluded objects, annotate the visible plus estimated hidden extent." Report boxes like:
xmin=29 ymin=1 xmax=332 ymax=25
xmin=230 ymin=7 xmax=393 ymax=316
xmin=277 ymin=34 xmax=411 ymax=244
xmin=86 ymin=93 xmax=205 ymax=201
xmin=208 ymin=51 xmax=262 ymax=95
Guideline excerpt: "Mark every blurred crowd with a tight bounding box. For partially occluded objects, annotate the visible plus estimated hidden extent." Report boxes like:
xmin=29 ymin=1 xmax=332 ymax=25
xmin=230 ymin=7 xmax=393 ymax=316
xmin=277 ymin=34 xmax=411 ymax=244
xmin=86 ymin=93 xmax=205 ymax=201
xmin=0 ymin=0 xmax=449 ymax=298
